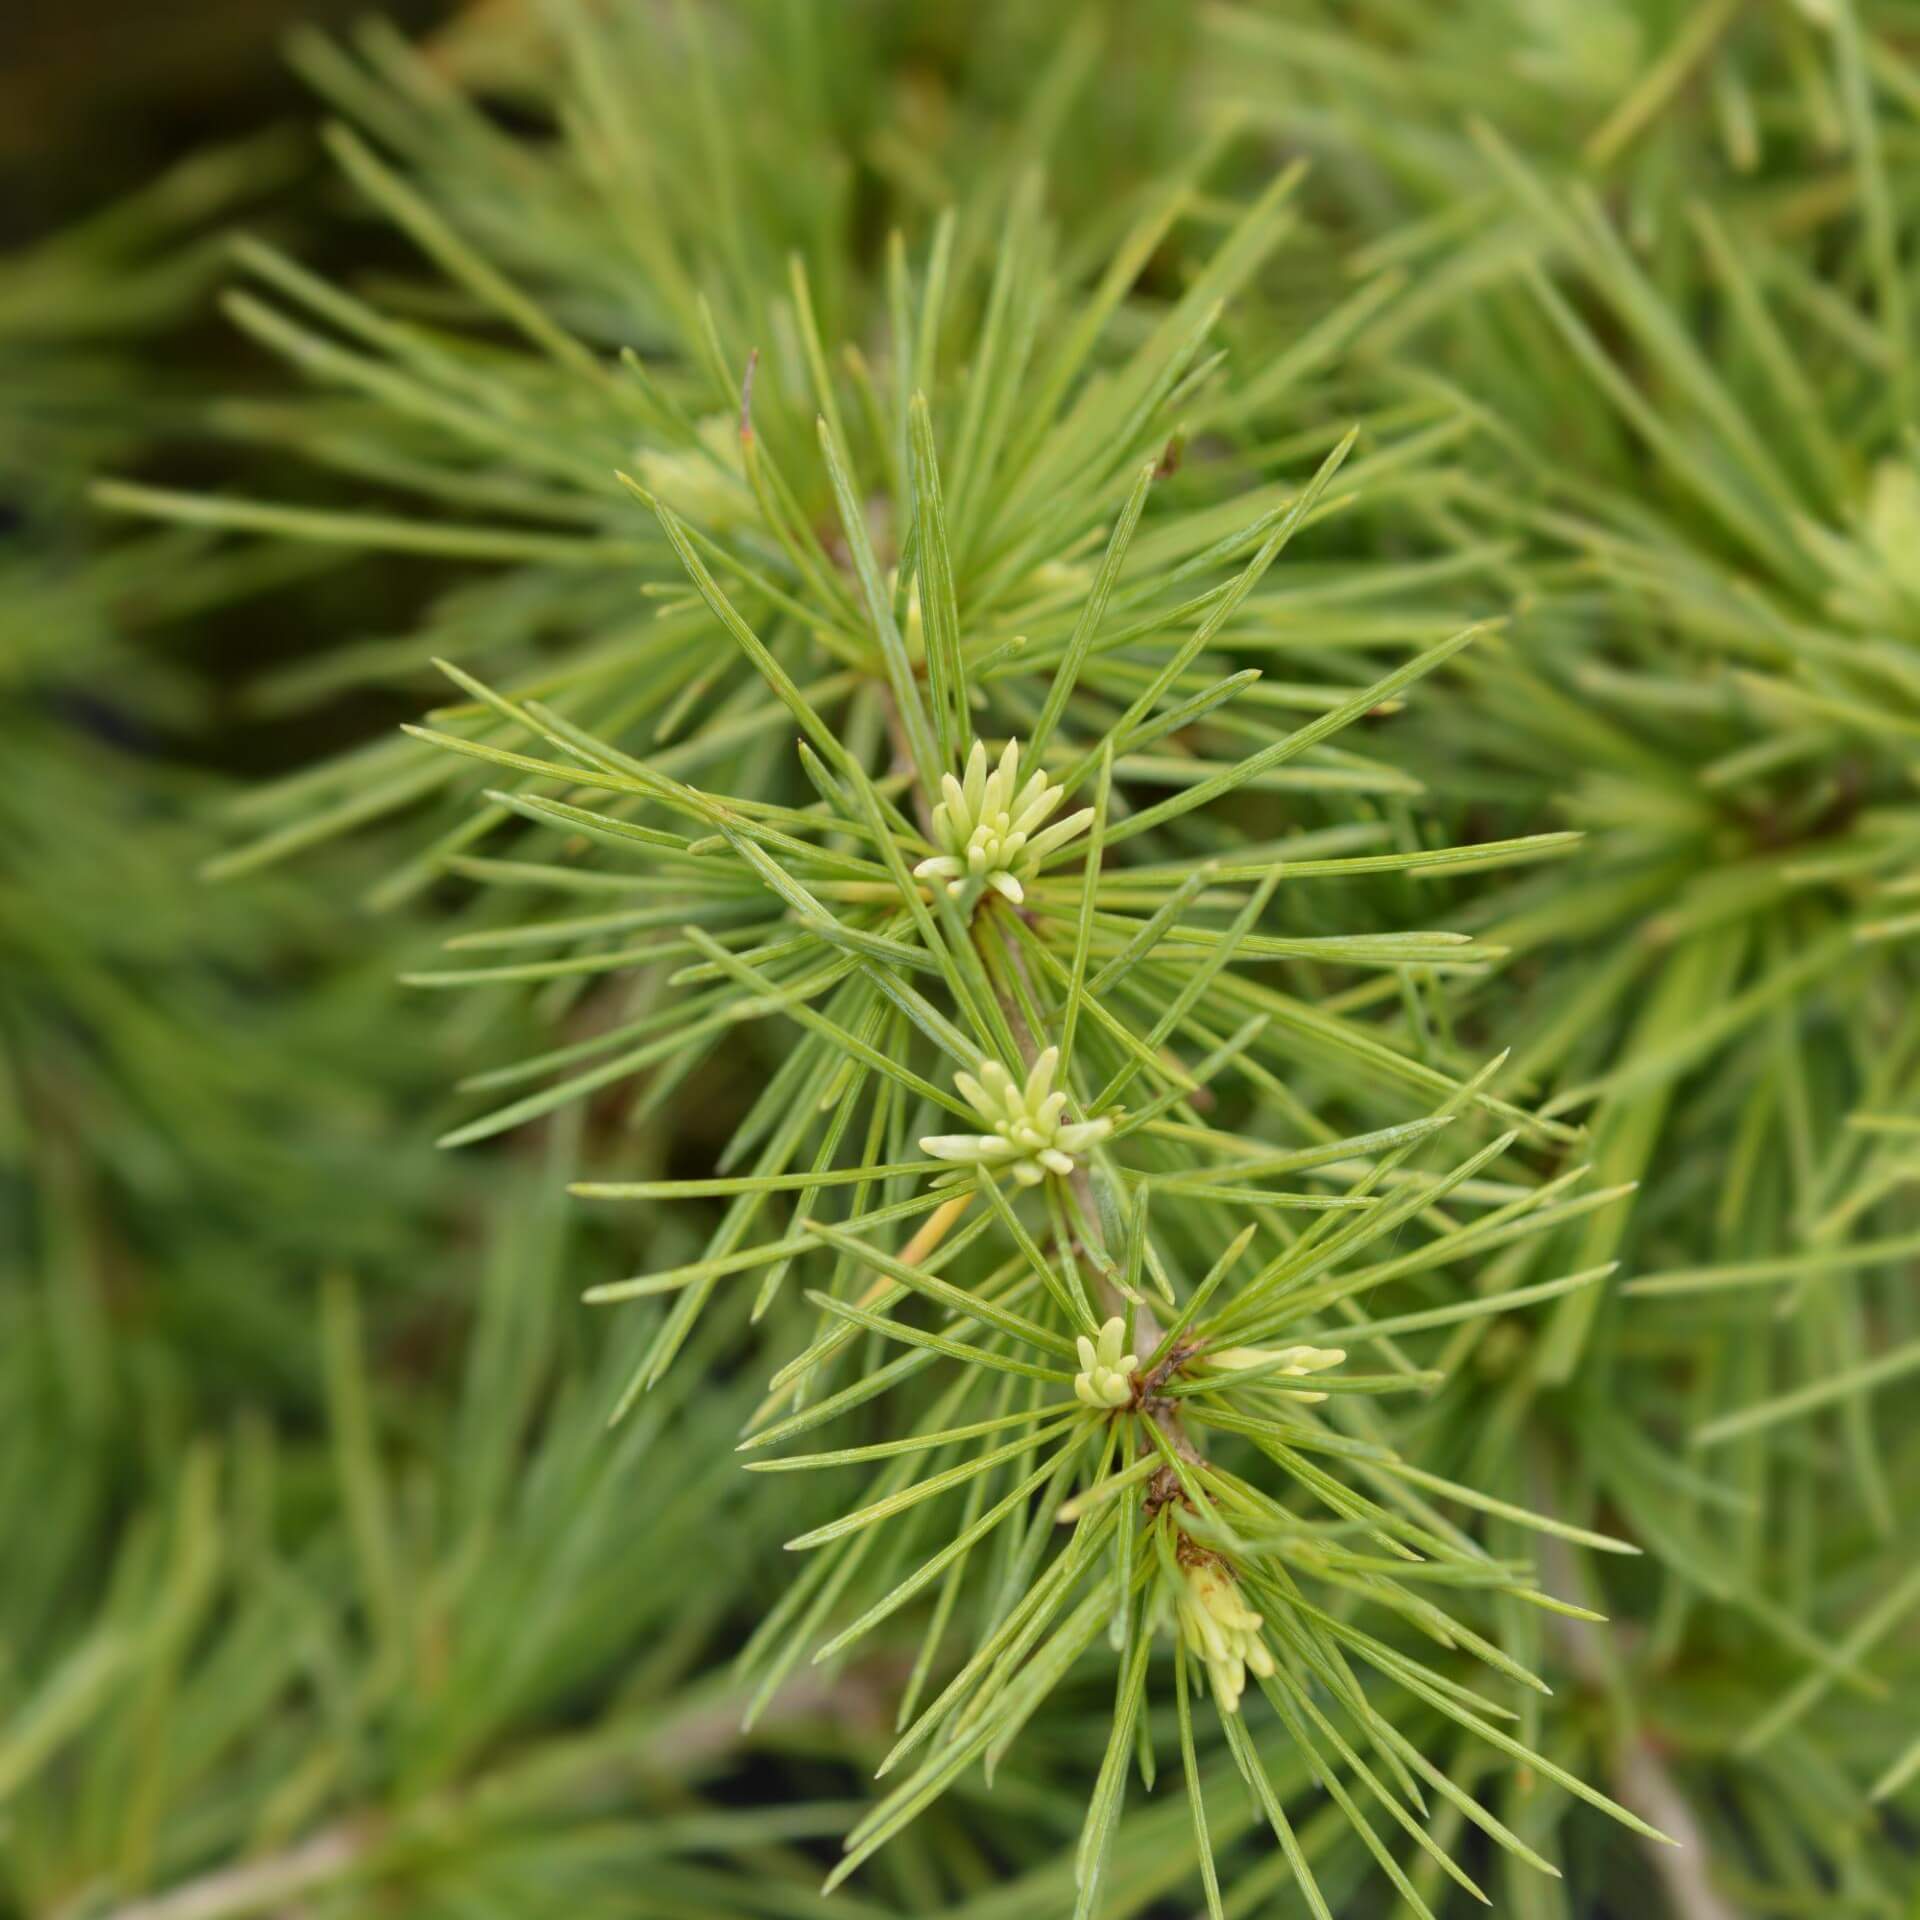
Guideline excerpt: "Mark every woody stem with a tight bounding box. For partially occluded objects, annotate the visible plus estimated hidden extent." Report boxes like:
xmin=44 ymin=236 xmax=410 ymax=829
xmin=982 ymin=914 xmax=1195 ymax=1478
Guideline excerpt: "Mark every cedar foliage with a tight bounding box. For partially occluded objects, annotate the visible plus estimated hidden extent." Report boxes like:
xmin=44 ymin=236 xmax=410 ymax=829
xmin=6 ymin=4 xmax=1917 ymax=1917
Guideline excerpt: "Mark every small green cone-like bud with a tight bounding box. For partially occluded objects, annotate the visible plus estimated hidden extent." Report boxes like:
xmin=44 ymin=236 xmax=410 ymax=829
xmin=920 ymin=1046 xmax=1113 ymax=1188
xmin=1073 ymin=1315 xmax=1138 ymax=1408
xmin=912 ymin=737 xmax=1094 ymax=907
xmin=1175 ymin=1558 xmax=1275 ymax=1714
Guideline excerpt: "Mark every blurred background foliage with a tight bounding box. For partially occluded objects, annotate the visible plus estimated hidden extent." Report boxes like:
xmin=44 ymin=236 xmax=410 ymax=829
xmin=3 ymin=3 xmax=1917 ymax=1917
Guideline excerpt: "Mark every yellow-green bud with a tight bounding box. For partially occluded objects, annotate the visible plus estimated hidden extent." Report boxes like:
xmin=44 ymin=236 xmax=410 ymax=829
xmin=1073 ymin=1316 xmax=1138 ymax=1409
